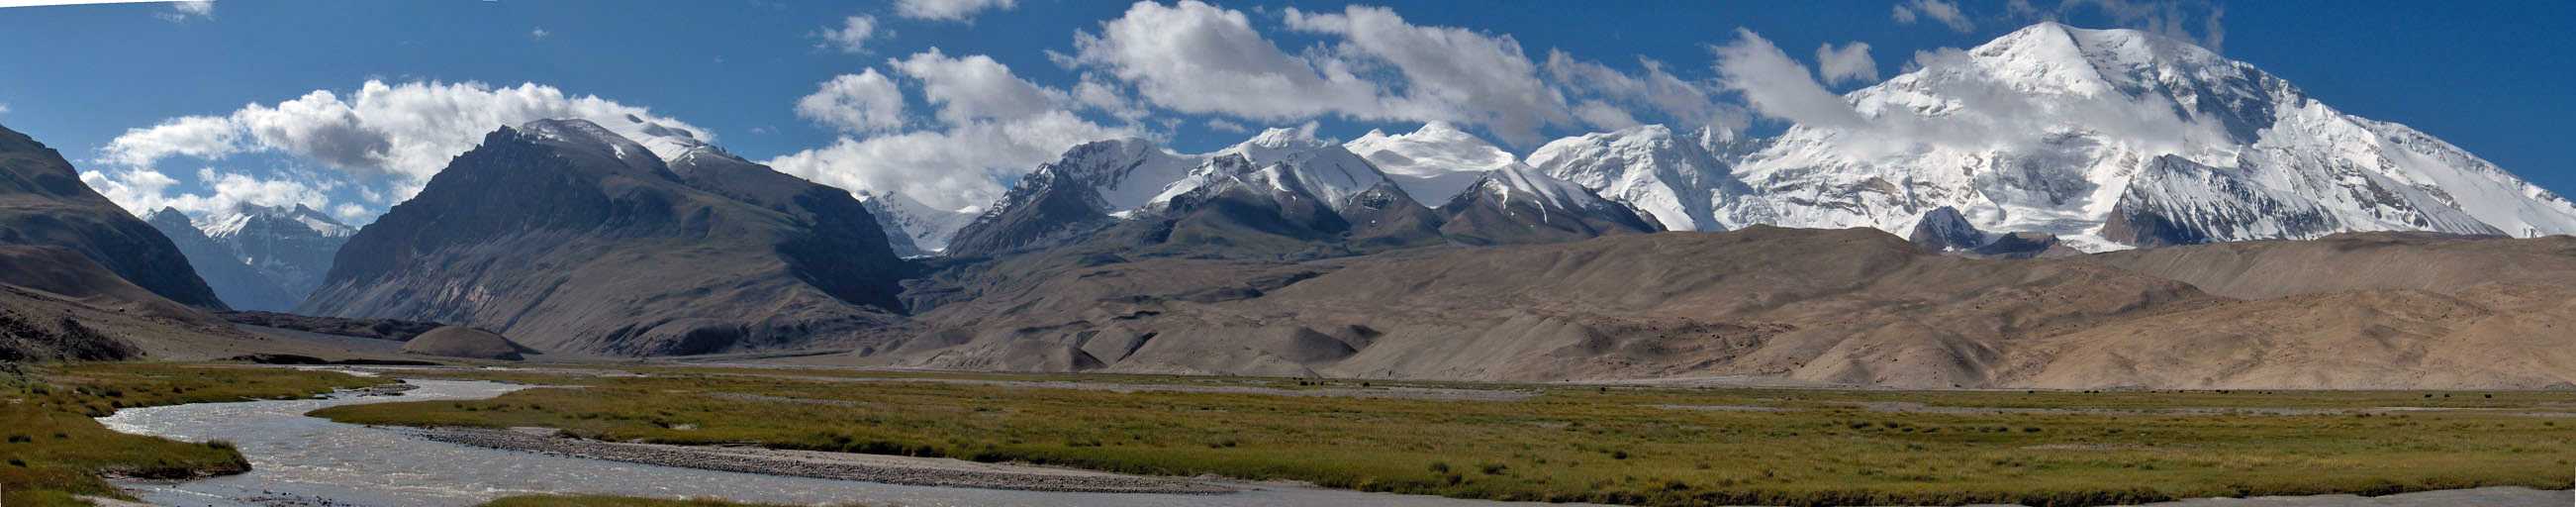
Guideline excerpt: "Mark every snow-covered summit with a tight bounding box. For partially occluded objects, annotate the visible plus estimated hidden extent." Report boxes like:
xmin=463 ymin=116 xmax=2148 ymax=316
xmin=856 ymin=190 xmax=973 ymax=255
xmin=1526 ymin=124 xmax=1770 ymax=233
xmin=515 ymin=118 xmax=669 ymax=174
xmin=1345 ymin=121 xmax=1515 ymax=202
xmin=1157 ymin=128 xmax=1392 ymax=214
xmin=196 ymin=203 xmax=353 ymax=240
xmin=1045 ymin=138 xmax=1206 ymax=212
xmin=1712 ymin=21 xmax=2576 ymax=250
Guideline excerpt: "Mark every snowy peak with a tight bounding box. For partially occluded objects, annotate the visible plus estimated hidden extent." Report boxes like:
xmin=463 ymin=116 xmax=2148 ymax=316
xmin=514 ymin=118 xmax=669 ymax=175
xmin=197 ymin=203 xmax=353 ymax=240
xmin=1439 ymin=163 xmax=1659 ymax=246
xmin=944 ymin=163 xmax=1116 ymax=257
xmin=1344 ymin=121 xmax=1515 ymax=201
xmin=859 ymin=190 xmax=973 ymax=255
xmin=1159 ymin=131 xmax=1392 ymax=215
xmin=1712 ymin=21 xmax=2576 ymax=251
xmin=1046 ymin=138 xmax=1206 ymax=212
xmin=1478 ymin=163 xmax=1602 ymax=215
xmin=1527 ymin=124 xmax=1765 ymax=233
xmin=1225 ymin=125 xmax=1334 ymax=160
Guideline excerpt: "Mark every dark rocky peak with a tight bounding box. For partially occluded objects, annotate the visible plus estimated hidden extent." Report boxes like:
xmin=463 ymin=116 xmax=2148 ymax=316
xmin=1908 ymin=206 xmax=1986 ymax=252
xmin=945 ymin=164 xmax=1115 ymax=258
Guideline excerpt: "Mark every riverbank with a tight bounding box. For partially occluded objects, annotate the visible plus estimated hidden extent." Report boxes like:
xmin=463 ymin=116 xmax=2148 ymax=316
xmin=314 ymin=365 xmax=2576 ymax=506
xmin=418 ymin=426 xmax=1233 ymax=494
xmin=0 ymin=363 xmax=385 ymax=506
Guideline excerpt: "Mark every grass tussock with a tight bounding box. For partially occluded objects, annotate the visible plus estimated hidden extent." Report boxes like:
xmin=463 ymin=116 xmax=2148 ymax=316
xmin=0 ymin=362 xmax=385 ymax=504
xmin=317 ymin=367 xmax=2576 ymax=506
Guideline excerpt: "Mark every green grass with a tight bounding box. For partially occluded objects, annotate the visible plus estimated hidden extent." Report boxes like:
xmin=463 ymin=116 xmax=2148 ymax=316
xmin=314 ymin=367 xmax=2576 ymax=506
xmin=0 ymin=362 xmax=386 ymax=505
xmin=479 ymin=494 xmax=843 ymax=507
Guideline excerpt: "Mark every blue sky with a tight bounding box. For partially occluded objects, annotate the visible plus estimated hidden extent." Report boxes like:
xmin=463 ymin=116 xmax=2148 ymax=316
xmin=0 ymin=0 xmax=2567 ymax=222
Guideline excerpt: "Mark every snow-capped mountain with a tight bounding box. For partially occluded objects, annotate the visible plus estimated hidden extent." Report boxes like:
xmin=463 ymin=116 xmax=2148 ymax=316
xmin=944 ymin=160 xmax=1118 ymax=257
xmin=1715 ymin=22 xmax=2576 ymax=250
xmin=193 ymin=203 xmax=353 ymax=302
xmin=856 ymin=193 xmax=926 ymax=257
xmin=1438 ymin=163 xmax=1660 ymax=245
xmin=856 ymin=191 xmax=974 ymax=255
xmin=1155 ymin=127 xmax=1393 ymax=214
xmin=1043 ymin=138 xmax=1205 ymax=214
xmin=1525 ymin=124 xmax=1773 ymax=233
xmin=1345 ymin=121 xmax=1514 ymax=202
xmin=144 ymin=207 xmax=298 ymax=310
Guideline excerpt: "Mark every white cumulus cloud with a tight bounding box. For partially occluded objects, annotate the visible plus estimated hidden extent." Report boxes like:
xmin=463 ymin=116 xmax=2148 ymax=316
xmin=1814 ymin=42 xmax=1878 ymax=86
xmin=1542 ymin=51 xmax=1744 ymax=136
xmin=155 ymin=0 xmax=213 ymax=23
xmin=99 ymin=80 xmax=709 ymax=207
xmin=890 ymin=49 xmax=1067 ymax=126
xmin=765 ymin=111 xmax=1131 ymax=213
xmin=796 ymin=68 xmax=908 ymax=134
xmin=80 ymin=166 xmax=338 ymax=220
xmin=1891 ymin=0 xmax=1973 ymax=33
xmin=1069 ymin=1 xmax=1383 ymax=123
xmin=1282 ymin=4 xmax=1573 ymax=146
xmin=817 ymin=15 xmax=882 ymax=53
xmin=1713 ymin=29 xmax=1866 ymax=130
xmin=101 ymin=116 xmax=245 ymax=168
xmin=895 ymin=0 xmax=1016 ymax=22
xmin=769 ymin=50 xmax=1139 ymax=213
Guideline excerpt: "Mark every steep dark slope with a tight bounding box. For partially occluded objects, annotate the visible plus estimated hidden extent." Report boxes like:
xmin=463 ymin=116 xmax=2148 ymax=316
xmin=0 ymin=123 xmax=227 ymax=309
xmin=945 ymin=164 xmax=1114 ymax=258
xmin=663 ymin=143 xmax=913 ymax=310
xmin=303 ymin=119 xmax=906 ymax=355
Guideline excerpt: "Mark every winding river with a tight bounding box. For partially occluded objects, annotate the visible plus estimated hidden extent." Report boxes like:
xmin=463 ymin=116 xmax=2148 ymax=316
xmin=97 ymin=377 xmax=1563 ymax=507
xmin=96 ymin=375 xmax=2571 ymax=507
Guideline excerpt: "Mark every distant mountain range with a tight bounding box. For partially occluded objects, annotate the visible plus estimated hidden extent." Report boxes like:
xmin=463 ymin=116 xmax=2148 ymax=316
xmin=144 ymin=203 xmax=353 ymax=310
xmin=873 ymin=23 xmax=2576 ymax=257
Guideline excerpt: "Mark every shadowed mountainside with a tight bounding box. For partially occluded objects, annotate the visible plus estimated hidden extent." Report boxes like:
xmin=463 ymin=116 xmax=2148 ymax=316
xmin=301 ymin=120 xmax=909 ymax=355
xmin=0 ymin=123 xmax=227 ymax=309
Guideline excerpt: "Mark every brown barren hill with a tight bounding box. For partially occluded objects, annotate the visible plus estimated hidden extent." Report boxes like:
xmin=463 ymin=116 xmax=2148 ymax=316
xmin=881 ymin=227 xmax=2218 ymax=387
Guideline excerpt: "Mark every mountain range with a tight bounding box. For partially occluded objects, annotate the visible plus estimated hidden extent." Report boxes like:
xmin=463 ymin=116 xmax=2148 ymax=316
xmin=8 ymin=22 xmax=2576 ymax=389
xmin=144 ymin=203 xmax=353 ymax=310
xmin=872 ymin=23 xmax=2576 ymax=256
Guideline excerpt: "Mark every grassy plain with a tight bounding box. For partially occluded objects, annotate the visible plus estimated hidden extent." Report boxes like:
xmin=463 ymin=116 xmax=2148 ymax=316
xmin=0 ymin=363 xmax=383 ymax=506
xmin=317 ymin=366 xmax=2576 ymax=506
